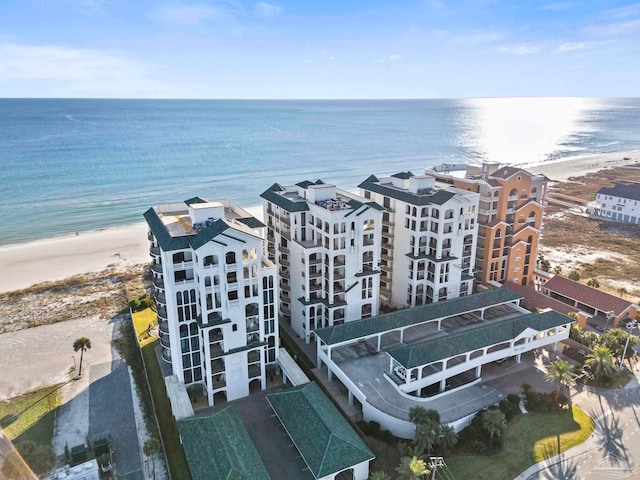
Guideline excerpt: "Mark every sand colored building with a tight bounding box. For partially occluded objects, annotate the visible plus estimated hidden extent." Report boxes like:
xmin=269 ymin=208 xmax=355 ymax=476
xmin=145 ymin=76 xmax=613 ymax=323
xmin=430 ymin=163 xmax=547 ymax=287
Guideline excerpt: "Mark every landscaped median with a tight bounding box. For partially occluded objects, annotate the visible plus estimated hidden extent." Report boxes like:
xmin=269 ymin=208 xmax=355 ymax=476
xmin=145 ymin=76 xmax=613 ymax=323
xmin=447 ymin=405 xmax=594 ymax=480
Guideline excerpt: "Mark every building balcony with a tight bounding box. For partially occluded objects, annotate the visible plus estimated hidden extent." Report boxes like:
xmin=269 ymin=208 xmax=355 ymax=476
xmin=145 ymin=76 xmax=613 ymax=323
xmin=279 ymin=256 xmax=290 ymax=267
xmin=161 ymin=349 xmax=171 ymax=363
xmin=158 ymin=320 xmax=169 ymax=335
xmin=280 ymin=291 xmax=290 ymax=303
xmin=308 ymin=282 xmax=323 ymax=292
xmin=210 ymin=343 xmax=224 ymax=358
xmin=380 ymin=285 xmax=392 ymax=297
xmin=154 ymin=291 xmax=166 ymax=305
xmin=157 ymin=307 xmax=168 ymax=321
xmin=153 ymin=277 xmax=165 ymax=290
xmin=148 ymin=231 xmax=155 ymax=242
xmin=212 ymin=377 xmax=226 ymax=390
xmin=150 ymin=246 xmax=161 ymax=257
xmin=279 ymin=268 xmax=290 ymax=279
xmin=211 ymin=359 xmax=225 ymax=374
xmin=280 ymin=303 xmax=291 ymax=315
xmin=248 ymin=350 xmax=261 ymax=364
xmin=248 ymin=364 xmax=262 ymax=378
xmin=308 ymin=257 xmax=322 ymax=265
xmin=160 ymin=333 xmax=171 ymax=349
xmin=279 ymin=245 xmax=290 ymax=254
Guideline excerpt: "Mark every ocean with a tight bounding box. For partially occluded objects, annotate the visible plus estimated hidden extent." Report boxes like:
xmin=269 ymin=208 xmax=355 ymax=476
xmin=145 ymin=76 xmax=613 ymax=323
xmin=1 ymin=97 xmax=639 ymax=246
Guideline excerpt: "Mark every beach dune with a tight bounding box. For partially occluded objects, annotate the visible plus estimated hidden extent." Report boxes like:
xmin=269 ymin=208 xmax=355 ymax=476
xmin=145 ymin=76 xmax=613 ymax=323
xmin=0 ymin=152 xmax=637 ymax=294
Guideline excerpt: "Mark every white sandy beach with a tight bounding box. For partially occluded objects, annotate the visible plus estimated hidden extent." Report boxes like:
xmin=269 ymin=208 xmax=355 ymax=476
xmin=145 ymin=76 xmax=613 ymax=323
xmin=0 ymin=153 xmax=638 ymax=293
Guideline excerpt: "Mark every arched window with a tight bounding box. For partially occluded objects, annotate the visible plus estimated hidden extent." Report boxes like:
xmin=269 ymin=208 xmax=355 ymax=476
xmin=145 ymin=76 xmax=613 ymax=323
xmin=509 ymin=188 xmax=517 ymax=197
xmin=495 ymin=229 xmax=502 ymax=238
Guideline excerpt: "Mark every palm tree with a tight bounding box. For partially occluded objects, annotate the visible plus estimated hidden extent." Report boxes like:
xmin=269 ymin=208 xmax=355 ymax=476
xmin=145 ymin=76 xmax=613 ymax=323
xmin=438 ymin=424 xmax=458 ymax=450
xmin=409 ymin=406 xmax=439 ymax=425
xmin=482 ymin=409 xmax=507 ymax=447
xmin=396 ymin=456 xmax=430 ymax=480
xmin=414 ymin=422 xmax=439 ymax=454
xmin=369 ymin=472 xmax=392 ymax=480
xmin=587 ymin=278 xmax=600 ymax=288
xmin=585 ymin=346 xmax=616 ymax=382
xmin=143 ymin=437 xmax=161 ymax=479
xmin=73 ymin=337 xmax=92 ymax=376
xmin=544 ymin=359 xmax=576 ymax=400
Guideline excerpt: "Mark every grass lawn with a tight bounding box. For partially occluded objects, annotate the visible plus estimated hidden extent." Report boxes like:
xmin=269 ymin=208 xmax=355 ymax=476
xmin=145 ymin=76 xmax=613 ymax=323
xmin=447 ymin=406 xmax=594 ymax=480
xmin=132 ymin=307 xmax=158 ymax=348
xmin=141 ymin=339 xmax=191 ymax=480
xmin=0 ymin=385 xmax=61 ymax=446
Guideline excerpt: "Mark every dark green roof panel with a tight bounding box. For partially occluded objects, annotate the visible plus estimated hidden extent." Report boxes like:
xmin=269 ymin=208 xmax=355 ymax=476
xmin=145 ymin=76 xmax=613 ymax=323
xmin=267 ymin=382 xmax=374 ymax=479
xmin=315 ymin=289 xmax=523 ymax=345
xmin=389 ymin=310 xmax=572 ymax=369
xmin=358 ymin=177 xmax=458 ymax=206
xmin=177 ymin=407 xmax=270 ymax=480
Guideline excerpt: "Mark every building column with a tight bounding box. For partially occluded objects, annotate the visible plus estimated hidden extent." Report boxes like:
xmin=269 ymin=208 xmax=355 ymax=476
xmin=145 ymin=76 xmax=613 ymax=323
xmin=377 ymin=335 xmax=381 ymax=352
xmin=348 ymin=391 xmax=354 ymax=406
xmin=400 ymin=329 xmax=404 ymax=343
xmin=516 ymin=353 xmax=522 ymax=363
xmin=480 ymin=308 xmax=485 ymax=319
xmin=475 ymin=364 xmax=481 ymax=379
xmin=439 ymin=378 xmax=446 ymax=393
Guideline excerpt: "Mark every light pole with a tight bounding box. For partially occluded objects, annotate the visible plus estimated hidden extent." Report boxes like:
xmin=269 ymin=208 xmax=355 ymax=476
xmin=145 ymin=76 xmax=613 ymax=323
xmin=619 ymin=320 xmax=638 ymax=371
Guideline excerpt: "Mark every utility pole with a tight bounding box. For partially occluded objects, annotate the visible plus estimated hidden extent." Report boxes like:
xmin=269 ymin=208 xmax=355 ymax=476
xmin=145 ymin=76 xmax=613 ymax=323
xmin=428 ymin=456 xmax=446 ymax=480
xmin=620 ymin=320 xmax=638 ymax=371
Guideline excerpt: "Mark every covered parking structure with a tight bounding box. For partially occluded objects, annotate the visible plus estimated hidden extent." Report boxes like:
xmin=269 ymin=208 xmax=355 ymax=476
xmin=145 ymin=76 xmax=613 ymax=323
xmin=314 ymin=289 xmax=573 ymax=438
xmin=387 ymin=310 xmax=573 ymax=396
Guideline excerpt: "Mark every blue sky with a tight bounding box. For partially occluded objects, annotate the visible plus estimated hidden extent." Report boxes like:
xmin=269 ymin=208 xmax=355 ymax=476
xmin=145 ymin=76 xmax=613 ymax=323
xmin=0 ymin=0 xmax=639 ymax=98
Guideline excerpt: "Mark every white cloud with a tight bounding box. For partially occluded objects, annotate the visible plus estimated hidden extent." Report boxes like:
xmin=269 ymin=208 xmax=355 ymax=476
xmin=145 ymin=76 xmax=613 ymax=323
xmin=499 ymin=44 xmax=540 ymax=55
xmin=255 ymin=2 xmax=282 ymax=18
xmin=553 ymin=42 xmax=584 ymax=53
xmin=388 ymin=54 xmax=401 ymax=61
xmin=603 ymin=3 xmax=640 ymax=20
xmin=150 ymin=5 xmax=224 ymax=26
xmin=0 ymin=42 xmax=170 ymax=97
xmin=586 ymin=19 xmax=640 ymax=38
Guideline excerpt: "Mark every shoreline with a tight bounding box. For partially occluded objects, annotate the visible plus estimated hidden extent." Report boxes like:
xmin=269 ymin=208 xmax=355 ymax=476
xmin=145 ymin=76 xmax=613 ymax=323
xmin=1 ymin=152 xmax=638 ymax=293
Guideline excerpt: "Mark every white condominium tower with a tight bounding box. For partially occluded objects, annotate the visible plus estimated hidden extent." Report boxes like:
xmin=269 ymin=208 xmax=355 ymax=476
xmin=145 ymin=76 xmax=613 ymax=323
xmin=261 ymin=181 xmax=384 ymax=344
xmin=359 ymin=172 xmax=480 ymax=308
xmin=144 ymin=197 xmax=278 ymax=406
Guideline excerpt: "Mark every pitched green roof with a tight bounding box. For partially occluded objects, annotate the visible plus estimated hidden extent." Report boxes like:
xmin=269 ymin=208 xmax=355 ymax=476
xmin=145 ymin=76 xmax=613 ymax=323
xmin=177 ymin=406 xmax=270 ymax=480
xmin=260 ymin=183 xmax=310 ymax=213
xmin=388 ymin=310 xmax=572 ymax=369
xmin=314 ymin=289 xmax=523 ymax=345
xmin=266 ymin=382 xmax=374 ymax=479
xmin=358 ymin=175 xmax=457 ymax=206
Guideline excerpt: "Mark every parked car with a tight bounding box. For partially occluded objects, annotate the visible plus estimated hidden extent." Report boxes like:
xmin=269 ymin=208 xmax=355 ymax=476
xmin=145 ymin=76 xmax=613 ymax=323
xmin=394 ymin=366 xmax=416 ymax=381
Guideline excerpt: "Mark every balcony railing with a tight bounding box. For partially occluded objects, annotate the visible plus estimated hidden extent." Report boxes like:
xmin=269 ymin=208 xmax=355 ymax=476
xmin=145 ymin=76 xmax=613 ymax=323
xmin=158 ymin=320 xmax=169 ymax=335
xmin=160 ymin=334 xmax=171 ymax=349
xmin=150 ymin=246 xmax=161 ymax=256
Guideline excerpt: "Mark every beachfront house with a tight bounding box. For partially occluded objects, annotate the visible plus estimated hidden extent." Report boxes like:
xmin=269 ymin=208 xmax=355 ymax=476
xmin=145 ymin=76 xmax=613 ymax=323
xmin=261 ymin=181 xmax=383 ymax=344
xmin=588 ymin=183 xmax=640 ymax=225
xmin=359 ymin=171 xmax=480 ymax=308
xmin=144 ymin=197 xmax=278 ymax=406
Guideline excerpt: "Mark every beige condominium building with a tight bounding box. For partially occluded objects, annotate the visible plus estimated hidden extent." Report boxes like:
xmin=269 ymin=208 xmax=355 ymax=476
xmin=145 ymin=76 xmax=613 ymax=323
xmin=431 ymin=163 xmax=547 ymax=287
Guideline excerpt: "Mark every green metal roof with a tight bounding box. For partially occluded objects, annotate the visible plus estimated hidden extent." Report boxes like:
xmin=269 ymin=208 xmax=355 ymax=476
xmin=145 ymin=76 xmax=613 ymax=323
xmin=184 ymin=196 xmax=209 ymax=205
xmin=314 ymin=289 xmax=523 ymax=346
xmin=237 ymin=217 xmax=266 ymax=229
xmin=388 ymin=310 xmax=572 ymax=369
xmin=266 ymin=382 xmax=374 ymax=479
xmin=177 ymin=406 xmax=270 ymax=480
xmin=260 ymin=183 xmax=310 ymax=213
xmin=358 ymin=175 xmax=458 ymax=206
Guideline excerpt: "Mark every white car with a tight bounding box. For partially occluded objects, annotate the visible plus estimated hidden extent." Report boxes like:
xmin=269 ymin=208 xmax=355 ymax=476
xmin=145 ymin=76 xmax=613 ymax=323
xmin=394 ymin=366 xmax=416 ymax=381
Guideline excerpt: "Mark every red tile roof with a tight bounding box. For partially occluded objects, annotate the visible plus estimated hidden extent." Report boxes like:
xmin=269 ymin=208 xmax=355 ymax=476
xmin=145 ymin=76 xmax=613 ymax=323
xmin=503 ymin=281 xmax=578 ymax=316
xmin=543 ymin=275 xmax=633 ymax=316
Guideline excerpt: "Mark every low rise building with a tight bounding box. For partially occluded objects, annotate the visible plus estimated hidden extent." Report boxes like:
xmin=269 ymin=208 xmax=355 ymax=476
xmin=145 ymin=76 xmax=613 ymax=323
xmin=359 ymin=171 xmax=479 ymax=308
xmin=261 ymin=181 xmax=383 ymax=343
xmin=588 ymin=183 xmax=640 ymax=225
xmin=315 ymin=289 xmax=572 ymax=438
xmin=144 ymin=197 xmax=278 ymax=406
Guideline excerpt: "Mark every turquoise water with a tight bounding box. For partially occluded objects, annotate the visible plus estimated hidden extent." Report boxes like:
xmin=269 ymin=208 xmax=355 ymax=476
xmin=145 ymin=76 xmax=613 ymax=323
xmin=1 ymin=98 xmax=639 ymax=245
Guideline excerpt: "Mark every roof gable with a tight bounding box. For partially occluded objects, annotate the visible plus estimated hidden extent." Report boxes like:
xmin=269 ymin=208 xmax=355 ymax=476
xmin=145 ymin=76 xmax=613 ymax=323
xmin=266 ymin=382 xmax=374 ymax=479
xmin=543 ymin=275 xmax=633 ymax=315
xmin=177 ymin=407 xmax=270 ymax=480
